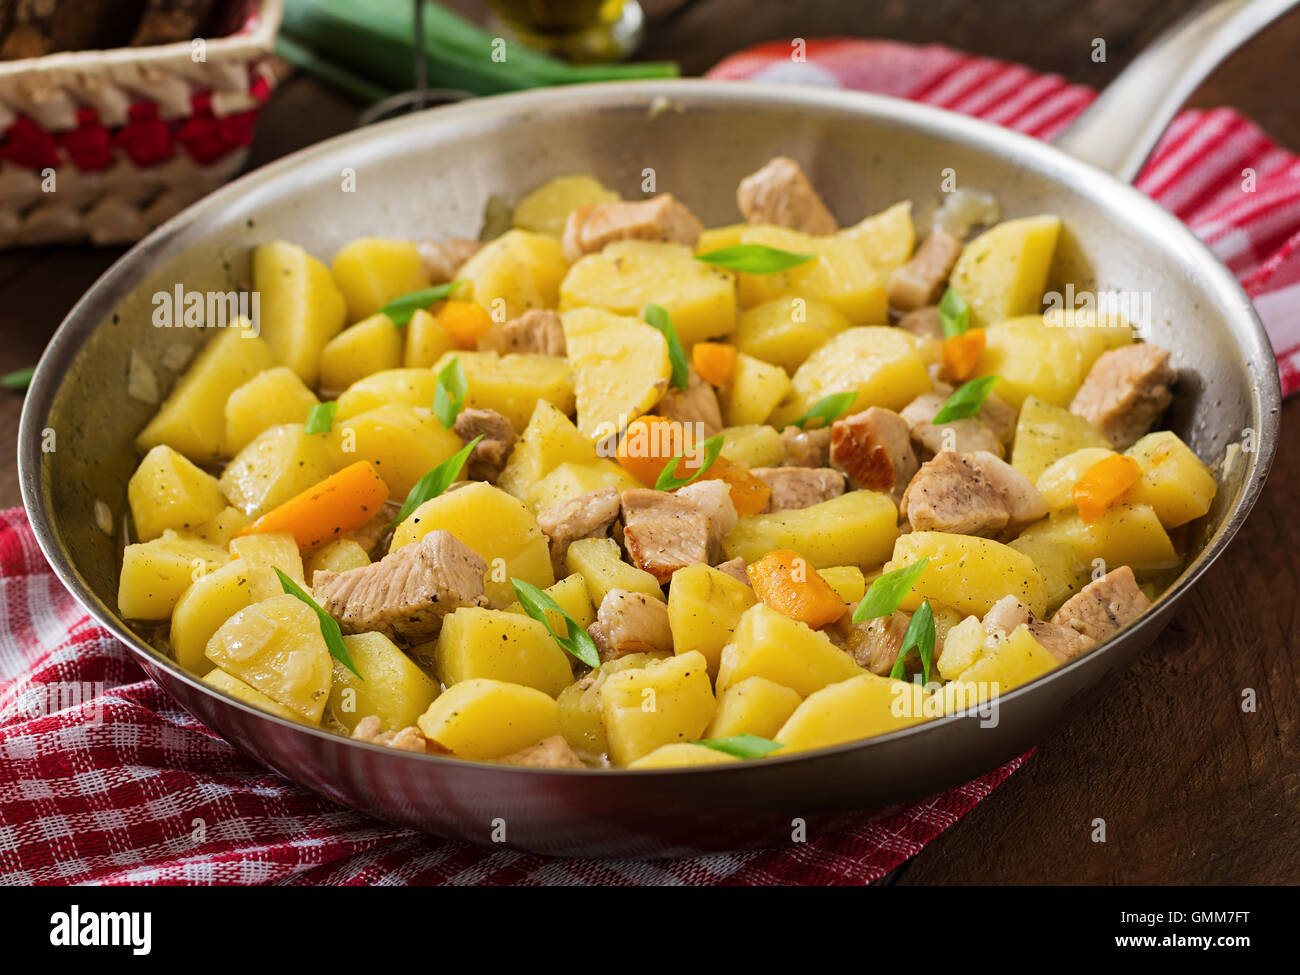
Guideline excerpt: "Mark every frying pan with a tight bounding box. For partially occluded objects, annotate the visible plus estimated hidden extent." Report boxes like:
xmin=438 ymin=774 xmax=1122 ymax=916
xmin=17 ymin=0 xmax=1288 ymax=857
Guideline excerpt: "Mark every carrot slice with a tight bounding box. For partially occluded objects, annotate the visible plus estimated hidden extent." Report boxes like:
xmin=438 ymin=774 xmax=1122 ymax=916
xmin=941 ymin=327 xmax=986 ymax=382
xmin=702 ymin=455 xmax=771 ymax=516
xmin=617 ymin=415 xmax=694 ymax=486
xmin=747 ymin=549 xmax=846 ymax=628
xmin=1073 ymin=454 xmax=1141 ymax=522
xmin=235 ymin=461 xmax=390 ymax=551
xmin=437 ymin=299 xmax=494 ymax=349
xmin=692 ymin=341 xmax=738 ymax=386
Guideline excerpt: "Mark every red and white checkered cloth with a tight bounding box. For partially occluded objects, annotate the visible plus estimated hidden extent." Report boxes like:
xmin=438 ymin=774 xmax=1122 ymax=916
xmin=2 ymin=40 xmax=1294 ymax=886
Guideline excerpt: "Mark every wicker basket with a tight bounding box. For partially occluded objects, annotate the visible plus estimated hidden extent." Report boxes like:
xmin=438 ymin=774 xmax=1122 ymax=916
xmin=0 ymin=0 xmax=282 ymax=248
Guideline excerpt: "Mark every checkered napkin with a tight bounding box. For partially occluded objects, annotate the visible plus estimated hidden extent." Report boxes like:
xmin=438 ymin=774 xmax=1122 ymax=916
xmin=4 ymin=38 xmax=1295 ymax=886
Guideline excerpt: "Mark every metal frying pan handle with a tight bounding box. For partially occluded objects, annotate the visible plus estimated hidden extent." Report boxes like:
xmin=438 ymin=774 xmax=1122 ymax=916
xmin=1054 ymin=0 xmax=1299 ymax=183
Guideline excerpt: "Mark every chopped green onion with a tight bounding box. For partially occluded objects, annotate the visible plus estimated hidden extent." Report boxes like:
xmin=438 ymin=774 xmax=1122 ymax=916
xmin=889 ymin=599 xmax=936 ymax=685
xmin=853 ymin=558 xmax=929 ymax=624
xmin=388 ymin=435 xmax=481 ymax=530
xmin=274 ymin=568 xmax=362 ymax=678
xmin=512 ymin=578 xmax=600 ymax=669
xmin=644 ymin=303 xmax=689 ymax=390
xmin=380 ymin=280 xmax=462 ymax=328
xmin=695 ymin=244 xmax=814 ymax=274
xmin=932 ymin=375 xmax=1000 ymax=425
xmin=2 ymin=365 xmax=35 ymax=390
xmin=790 ymin=391 xmax=857 ymax=430
xmin=938 ymin=288 xmax=970 ymax=338
xmin=433 ymin=356 xmax=467 ymax=428
xmin=655 ymin=433 xmax=725 ymax=491
xmin=693 ymin=734 xmax=784 ymax=760
xmin=304 ymin=401 xmax=338 ymax=435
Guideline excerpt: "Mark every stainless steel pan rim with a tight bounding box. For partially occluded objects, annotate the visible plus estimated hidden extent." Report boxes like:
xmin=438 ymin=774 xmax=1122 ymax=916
xmin=17 ymin=79 xmax=1281 ymax=782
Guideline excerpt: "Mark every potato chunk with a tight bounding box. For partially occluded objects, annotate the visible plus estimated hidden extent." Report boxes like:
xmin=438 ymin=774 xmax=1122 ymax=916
xmin=565 ymin=537 xmax=665 ymax=607
xmin=223 ymin=366 xmax=319 ymax=455
xmin=118 ymin=531 xmax=228 ymax=620
xmin=524 ymin=459 xmax=639 ymax=514
xmin=460 ymin=229 xmax=568 ymax=320
xmin=318 ymin=314 xmax=404 ymax=393
xmin=1010 ymin=395 xmax=1112 ymax=482
xmin=600 ymin=651 xmax=715 ymax=766
xmin=1125 ymin=431 xmax=1217 ymax=528
xmin=497 ymin=400 xmax=598 ymax=500
xmin=135 ymin=326 xmax=276 ymax=463
xmin=331 ymin=237 xmax=430 ymax=323
xmin=219 ymin=423 xmax=339 ymax=517
xmin=735 ymin=295 xmax=850 ymax=372
xmin=434 ymin=607 xmax=574 ymax=697
xmin=667 ymin=562 xmax=757 ymax=676
xmin=128 ymin=444 xmax=227 ymax=541
xmin=628 ymin=743 xmax=740 ymax=768
xmin=171 ymin=560 xmax=263 ymax=673
xmin=885 ymin=531 xmax=1047 ymax=618
xmin=202 ymin=668 xmax=299 ymax=721
xmin=735 ymin=224 xmax=888 ymax=324
xmin=417 ymin=678 xmax=562 ymax=760
xmin=391 ymin=481 xmax=553 ymax=607
xmin=949 ymin=215 xmax=1060 ymax=328
xmin=327 ymin=631 xmax=440 ymax=733
xmin=336 ymin=368 xmax=439 ymax=420
xmin=976 ymin=310 xmax=1132 ymax=409
xmin=333 ymin=403 xmax=462 ymax=498
xmin=561 ymin=241 xmax=737 ymax=346
xmin=941 ymin=625 xmax=1058 ymax=713
xmin=432 ymin=350 xmax=575 ymax=432
xmin=719 ymin=352 xmax=791 ymax=427
xmin=204 ymin=594 xmax=333 ymax=723
xmin=723 ymin=490 xmax=898 ymax=570
xmin=253 ymin=240 xmax=346 ymax=385
xmin=562 ymin=308 xmax=672 ymax=440
xmin=775 ymin=672 xmax=929 ymax=751
xmin=706 ymin=676 xmax=802 ymax=740
xmin=512 ymin=174 xmax=619 ymax=238
xmin=717 ymin=604 xmax=863 ymax=697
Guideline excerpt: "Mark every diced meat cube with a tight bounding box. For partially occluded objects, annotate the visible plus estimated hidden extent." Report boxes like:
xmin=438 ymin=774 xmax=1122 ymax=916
xmin=982 ymin=595 xmax=1093 ymax=662
xmin=417 ymin=237 xmax=480 ymax=283
xmin=900 ymin=391 xmax=1005 ymax=458
xmin=736 ymin=156 xmax=838 ymax=235
xmin=983 ymin=595 xmax=1031 ymax=638
xmin=829 ymin=406 xmax=918 ymax=500
xmin=562 ymin=193 xmax=704 ymax=262
xmin=537 ymin=487 xmax=621 ymax=575
xmin=901 ymin=450 xmax=1047 ymax=537
xmin=898 ymin=306 xmax=944 ymax=341
xmin=842 ymin=610 xmax=910 ymax=675
xmin=453 ymin=407 xmax=517 ymax=483
xmin=751 ymin=466 xmax=844 ymax=511
xmin=1051 ymin=565 xmax=1152 ymax=643
xmin=1069 ymin=344 xmax=1175 ymax=449
xmin=713 ymin=556 xmax=750 ymax=585
xmin=978 ymin=391 xmax=1018 ymax=446
xmin=656 ymin=368 xmax=723 ymax=436
xmin=478 ymin=308 xmax=566 ymax=357
xmin=887 ymin=230 xmax=963 ymax=311
xmin=350 ymin=715 xmax=431 ymax=753
xmin=620 ymin=480 xmax=738 ymax=582
xmin=779 ymin=425 xmax=832 ymax=467
xmin=588 ymin=588 xmax=673 ymax=661
xmin=312 ymin=529 xmax=487 ymax=645
xmin=498 ymin=735 xmax=586 ymax=768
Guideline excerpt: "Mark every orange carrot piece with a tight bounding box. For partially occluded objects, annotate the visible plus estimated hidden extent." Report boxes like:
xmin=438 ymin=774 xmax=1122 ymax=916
xmin=617 ymin=415 xmax=694 ymax=486
xmin=941 ymin=328 xmax=986 ymax=382
xmin=702 ymin=455 xmax=771 ymax=516
xmin=692 ymin=341 xmax=738 ymax=386
xmin=747 ymin=549 xmax=847 ymax=628
xmin=235 ymin=461 xmax=389 ymax=551
xmin=1073 ymin=454 xmax=1141 ymax=522
xmin=437 ymin=299 xmax=494 ymax=349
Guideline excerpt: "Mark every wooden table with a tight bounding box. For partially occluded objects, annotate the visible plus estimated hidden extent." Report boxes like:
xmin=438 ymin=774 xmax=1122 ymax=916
xmin=2 ymin=0 xmax=1296 ymax=884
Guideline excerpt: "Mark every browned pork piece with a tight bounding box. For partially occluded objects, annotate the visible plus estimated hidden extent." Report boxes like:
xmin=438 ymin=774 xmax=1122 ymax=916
xmin=736 ymin=156 xmax=838 ymax=235
xmin=588 ymin=588 xmax=673 ymax=660
xmin=842 ymin=610 xmax=911 ymax=675
xmin=656 ymin=368 xmax=724 ymax=436
xmin=982 ymin=594 xmax=1092 ymax=663
xmin=537 ymin=487 xmax=621 ymax=574
xmin=312 ymin=529 xmax=487 ymax=645
xmin=477 ymin=308 xmax=567 ymax=357
xmin=900 ymin=390 xmax=1005 ymax=458
xmin=562 ymin=194 xmax=704 ymax=262
xmin=1069 ymin=344 xmax=1176 ymax=448
xmin=779 ymin=425 xmax=832 ymax=467
xmin=887 ymin=230 xmax=964 ymax=311
xmin=417 ymin=237 xmax=481 ymax=283
xmin=498 ymin=735 xmax=586 ymax=768
xmin=350 ymin=715 xmax=430 ymax=753
xmin=898 ymin=306 xmax=944 ymax=341
xmin=901 ymin=450 xmax=1047 ymax=537
xmin=829 ymin=406 xmax=918 ymax=500
xmin=1050 ymin=566 xmax=1152 ymax=643
xmin=621 ymin=480 xmax=738 ymax=582
xmin=713 ymin=556 xmax=750 ymax=585
xmin=453 ymin=408 xmax=516 ymax=483
xmin=750 ymin=466 xmax=844 ymax=512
